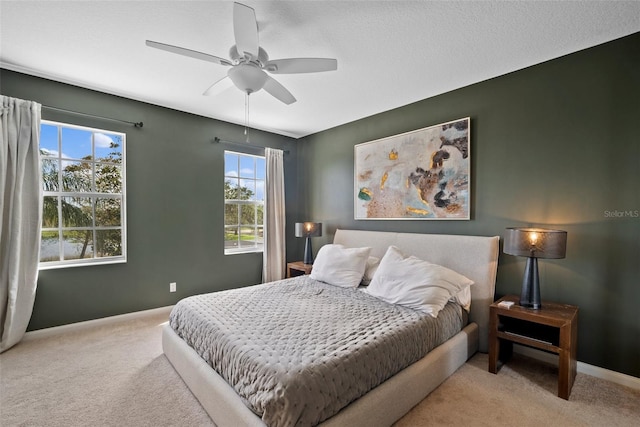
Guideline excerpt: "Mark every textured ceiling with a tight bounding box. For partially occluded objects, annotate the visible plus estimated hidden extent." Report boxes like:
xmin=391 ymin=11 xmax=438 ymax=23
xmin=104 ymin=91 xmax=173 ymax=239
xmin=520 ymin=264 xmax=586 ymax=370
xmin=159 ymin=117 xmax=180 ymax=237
xmin=1 ymin=1 xmax=639 ymax=138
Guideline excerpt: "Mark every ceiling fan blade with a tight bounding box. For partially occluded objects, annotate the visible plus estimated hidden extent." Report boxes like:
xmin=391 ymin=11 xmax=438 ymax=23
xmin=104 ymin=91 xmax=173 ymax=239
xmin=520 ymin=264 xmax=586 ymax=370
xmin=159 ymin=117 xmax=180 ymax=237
xmin=203 ymin=76 xmax=234 ymax=96
xmin=265 ymin=58 xmax=337 ymax=74
xmin=263 ymin=76 xmax=296 ymax=105
xmin=146 ymin=40 xmax=232 ymax=66
xmin=233 ymin=2 xmax=259 ymax=58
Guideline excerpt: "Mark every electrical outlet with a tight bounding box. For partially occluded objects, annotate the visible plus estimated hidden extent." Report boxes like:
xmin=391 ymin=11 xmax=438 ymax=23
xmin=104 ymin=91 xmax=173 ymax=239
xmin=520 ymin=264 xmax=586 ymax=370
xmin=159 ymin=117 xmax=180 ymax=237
xmin=169 ymin=282 xmax=176 ymax=293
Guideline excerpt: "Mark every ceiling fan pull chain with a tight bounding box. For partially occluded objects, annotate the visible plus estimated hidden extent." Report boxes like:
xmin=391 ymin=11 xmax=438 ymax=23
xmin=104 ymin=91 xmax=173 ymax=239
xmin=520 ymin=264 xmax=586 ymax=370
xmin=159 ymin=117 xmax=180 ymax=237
xmin=244 ymin=92 xmax=250 ymax=142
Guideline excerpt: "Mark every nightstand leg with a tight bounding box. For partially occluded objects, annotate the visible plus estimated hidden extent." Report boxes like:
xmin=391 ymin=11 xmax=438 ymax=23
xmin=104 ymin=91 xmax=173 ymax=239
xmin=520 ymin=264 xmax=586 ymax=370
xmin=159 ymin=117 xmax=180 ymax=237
xmin=489 ymin=338 xmax=513 ymax=374
xmin=489 ymin=340 xmax=498 ymax=374
xmin=489 ymin=309 xmax=514 ymax=373
xmin=489 ymin=309 xmax=498 ymax=373
xmin=558 ymin=323 xmax=577 ymax=399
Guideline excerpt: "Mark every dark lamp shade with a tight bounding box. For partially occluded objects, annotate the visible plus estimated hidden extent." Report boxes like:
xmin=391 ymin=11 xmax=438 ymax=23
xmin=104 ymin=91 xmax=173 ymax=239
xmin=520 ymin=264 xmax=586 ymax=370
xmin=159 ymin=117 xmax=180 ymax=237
xmin=295 ymin=222 xmax=322 ymax=238
xmin=504 ymin=227 xmax=567 ymax=259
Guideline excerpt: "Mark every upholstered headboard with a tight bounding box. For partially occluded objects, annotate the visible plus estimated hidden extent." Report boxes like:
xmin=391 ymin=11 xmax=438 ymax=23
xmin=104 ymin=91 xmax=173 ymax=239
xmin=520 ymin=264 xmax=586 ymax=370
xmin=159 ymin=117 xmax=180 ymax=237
xmin=333 ymin=229 xmax=499 ymax=353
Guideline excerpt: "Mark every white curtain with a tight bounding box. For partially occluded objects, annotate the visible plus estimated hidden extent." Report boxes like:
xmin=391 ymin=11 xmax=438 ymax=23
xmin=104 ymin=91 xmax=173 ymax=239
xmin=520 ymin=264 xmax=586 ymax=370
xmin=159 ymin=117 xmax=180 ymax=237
xmin=262 ymin=148 xmax=286 ymax=282
xmin=0 ymin=96 xmax=42 ymax=353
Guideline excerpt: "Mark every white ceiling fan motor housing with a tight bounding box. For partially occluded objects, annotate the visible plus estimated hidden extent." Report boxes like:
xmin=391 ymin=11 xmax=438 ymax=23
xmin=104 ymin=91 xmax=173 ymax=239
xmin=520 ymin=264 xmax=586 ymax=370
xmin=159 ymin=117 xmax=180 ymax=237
xmin=229 ymin=45 xmax=269 ymax=65
xmin=228 ymin=63 xmax=268 ymax=94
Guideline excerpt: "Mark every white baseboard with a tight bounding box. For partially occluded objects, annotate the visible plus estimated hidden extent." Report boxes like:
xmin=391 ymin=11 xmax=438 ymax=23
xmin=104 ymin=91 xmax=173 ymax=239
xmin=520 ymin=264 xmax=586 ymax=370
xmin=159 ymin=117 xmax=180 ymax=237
xmin=22 ymin=306 xmax=173 ymax=341
xmin=513 ymin=344 xmax=640 ymax=391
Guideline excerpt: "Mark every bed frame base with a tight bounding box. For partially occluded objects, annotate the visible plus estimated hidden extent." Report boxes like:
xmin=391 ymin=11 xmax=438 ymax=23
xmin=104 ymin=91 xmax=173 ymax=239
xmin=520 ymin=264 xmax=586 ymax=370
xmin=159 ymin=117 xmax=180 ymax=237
xmin=163 ymin=322 xmax=478 ymax=427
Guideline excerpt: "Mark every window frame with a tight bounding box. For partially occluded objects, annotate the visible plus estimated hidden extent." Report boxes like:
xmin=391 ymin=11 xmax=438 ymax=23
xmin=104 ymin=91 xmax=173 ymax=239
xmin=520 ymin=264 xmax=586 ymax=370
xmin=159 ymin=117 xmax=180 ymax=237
xmin=224 ymin=150 xmax=265 ymax=255
xmin=39 ymin=120 xmax=127 ymax=269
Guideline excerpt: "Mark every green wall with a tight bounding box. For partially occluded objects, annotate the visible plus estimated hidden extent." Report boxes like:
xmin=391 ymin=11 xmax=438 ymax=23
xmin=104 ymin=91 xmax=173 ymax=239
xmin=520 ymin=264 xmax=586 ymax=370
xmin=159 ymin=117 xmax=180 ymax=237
xmin=299 ymin=32 xmax=639 ymax=377
xmin=0 ymin=70 xmax=302 ymax=330
xmin=2 ymin=31 xmax=638 ymax=378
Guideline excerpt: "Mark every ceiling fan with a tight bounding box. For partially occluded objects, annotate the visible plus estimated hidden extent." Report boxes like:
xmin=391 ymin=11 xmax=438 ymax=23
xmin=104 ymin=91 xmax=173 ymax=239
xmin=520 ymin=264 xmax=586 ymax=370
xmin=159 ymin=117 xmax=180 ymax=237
xmin=146 ymin=2 xmax=337 ymax=105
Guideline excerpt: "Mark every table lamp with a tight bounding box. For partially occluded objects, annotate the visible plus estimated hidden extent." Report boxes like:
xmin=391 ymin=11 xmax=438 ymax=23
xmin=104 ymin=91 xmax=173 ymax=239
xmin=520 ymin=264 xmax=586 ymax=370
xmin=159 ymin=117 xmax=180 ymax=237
xmin=504 ymin=227 xmax=567 ymax=309
xmin=295 ymin=222 xmax=322 ymax=265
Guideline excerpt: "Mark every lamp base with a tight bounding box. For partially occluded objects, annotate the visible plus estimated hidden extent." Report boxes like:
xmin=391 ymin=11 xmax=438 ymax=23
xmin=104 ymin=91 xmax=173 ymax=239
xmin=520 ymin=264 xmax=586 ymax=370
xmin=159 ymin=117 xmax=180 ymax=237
xmin=303 ymin=237 xmax=314 ymax=265
xmin=520 ymin=257 xmax=541 ymax=309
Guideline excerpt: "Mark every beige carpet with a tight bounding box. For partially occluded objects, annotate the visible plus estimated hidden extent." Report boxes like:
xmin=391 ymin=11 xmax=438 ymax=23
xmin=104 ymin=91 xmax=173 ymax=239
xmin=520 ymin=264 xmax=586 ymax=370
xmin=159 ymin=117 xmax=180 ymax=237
xmin=1 ymin=311 xmax=638 ymax=426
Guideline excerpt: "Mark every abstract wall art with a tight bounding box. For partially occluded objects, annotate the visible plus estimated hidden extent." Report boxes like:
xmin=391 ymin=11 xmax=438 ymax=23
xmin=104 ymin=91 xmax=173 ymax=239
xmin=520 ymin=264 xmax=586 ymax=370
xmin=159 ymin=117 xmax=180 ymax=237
xmin=354 ymin=117 xmax=470 ymax=220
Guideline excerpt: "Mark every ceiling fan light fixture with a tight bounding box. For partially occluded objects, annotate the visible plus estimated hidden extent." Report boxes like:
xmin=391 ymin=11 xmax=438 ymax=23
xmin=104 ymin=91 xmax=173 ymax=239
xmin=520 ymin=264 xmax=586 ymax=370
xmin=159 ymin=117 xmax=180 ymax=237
xmin=228 ymin=63 xmax=268 ymax=94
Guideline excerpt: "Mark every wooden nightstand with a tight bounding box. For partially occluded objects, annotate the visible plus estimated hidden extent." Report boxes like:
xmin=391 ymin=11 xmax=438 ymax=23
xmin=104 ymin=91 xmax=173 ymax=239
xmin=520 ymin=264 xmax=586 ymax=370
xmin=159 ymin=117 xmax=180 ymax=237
xmin=489 ymin=295 xmax=578 ymax=400
xmin=286 ymin=261 xmax=312 ymax=278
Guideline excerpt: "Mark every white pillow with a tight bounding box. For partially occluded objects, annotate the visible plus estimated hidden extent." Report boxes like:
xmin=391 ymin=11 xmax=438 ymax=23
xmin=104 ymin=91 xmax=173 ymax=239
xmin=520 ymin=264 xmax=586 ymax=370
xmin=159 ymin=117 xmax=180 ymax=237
xmin=310 ymin=244 xmax=372 ymax=288
xmin=366 ymin=246 xmax=474 ymax=317
xmin=360 ymin=256 xmax=380 ymax=286
xmin=451 ymin=287 xmax=472 ymax=312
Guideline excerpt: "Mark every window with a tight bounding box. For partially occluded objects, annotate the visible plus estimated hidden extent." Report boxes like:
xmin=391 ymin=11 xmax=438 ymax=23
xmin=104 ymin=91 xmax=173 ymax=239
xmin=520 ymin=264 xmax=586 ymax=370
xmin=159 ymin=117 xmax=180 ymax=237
xmin=39 ymin=121 xmax=126 ymax=268
xmin=224 ymin=151 xmax=265 ymax=254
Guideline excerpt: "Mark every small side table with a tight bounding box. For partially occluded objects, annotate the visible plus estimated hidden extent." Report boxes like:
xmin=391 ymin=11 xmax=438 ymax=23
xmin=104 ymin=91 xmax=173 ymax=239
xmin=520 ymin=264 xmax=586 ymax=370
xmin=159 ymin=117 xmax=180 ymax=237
xmin=489 ymin=295 xmax=578 ymax=399
xmin=286 ymin=261 xmax=312 ymax=278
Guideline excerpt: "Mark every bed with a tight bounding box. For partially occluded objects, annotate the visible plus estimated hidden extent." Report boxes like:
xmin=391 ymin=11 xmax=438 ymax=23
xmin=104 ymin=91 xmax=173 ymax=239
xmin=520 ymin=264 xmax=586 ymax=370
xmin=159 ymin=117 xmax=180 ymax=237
xmin=163 ymin=229 xmax=499 ymax=426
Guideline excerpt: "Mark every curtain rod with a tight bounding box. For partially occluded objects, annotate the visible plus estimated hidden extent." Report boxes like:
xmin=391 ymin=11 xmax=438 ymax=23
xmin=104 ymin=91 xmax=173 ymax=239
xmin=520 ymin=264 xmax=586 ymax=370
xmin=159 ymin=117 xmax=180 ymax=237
xmin=42 ymin=105 xmax=143 ymax=128
xmin=213 ymin=137 xmax=289 ymax=154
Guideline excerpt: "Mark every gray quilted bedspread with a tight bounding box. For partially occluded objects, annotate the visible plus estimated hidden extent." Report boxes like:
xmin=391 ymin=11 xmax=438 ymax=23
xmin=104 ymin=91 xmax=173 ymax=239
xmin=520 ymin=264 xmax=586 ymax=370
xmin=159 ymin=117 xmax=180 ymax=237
xmin=169 ymin=276 xmax=464 ymax=427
